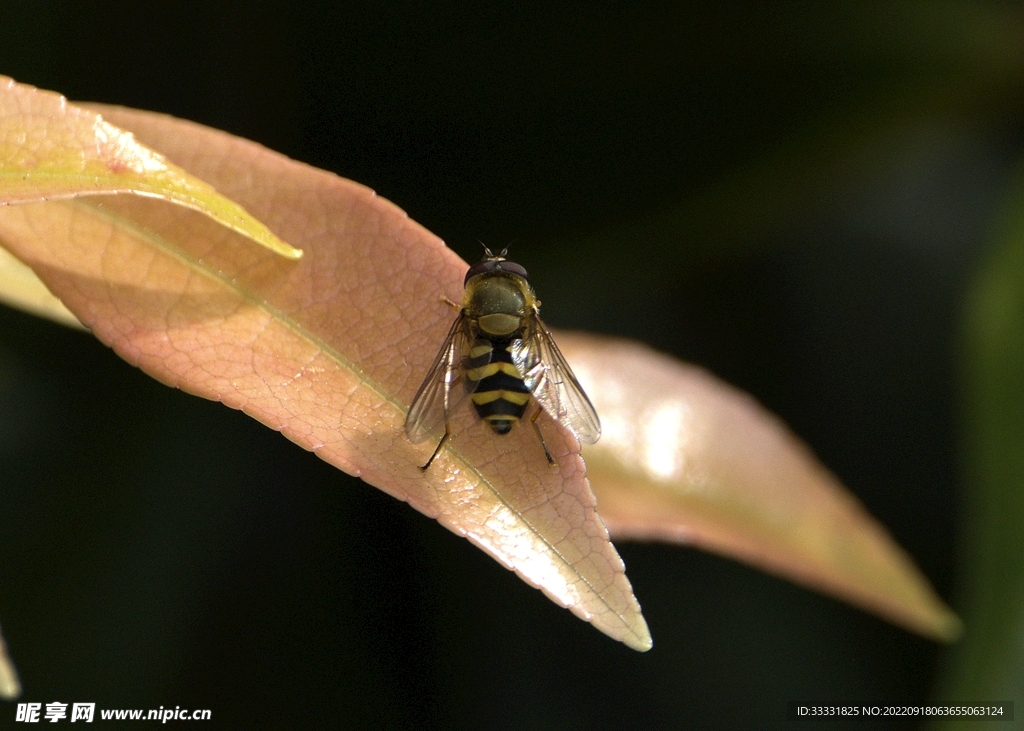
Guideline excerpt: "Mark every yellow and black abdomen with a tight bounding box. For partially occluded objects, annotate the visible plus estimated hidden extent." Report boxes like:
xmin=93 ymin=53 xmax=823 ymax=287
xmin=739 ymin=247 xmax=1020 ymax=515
xmin=465 ymin=338 xmax=531 ymax=434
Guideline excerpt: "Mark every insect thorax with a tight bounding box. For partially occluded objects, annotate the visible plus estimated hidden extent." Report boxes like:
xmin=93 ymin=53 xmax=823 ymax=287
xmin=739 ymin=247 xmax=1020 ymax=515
xmin=464 ymin=273 xmax=532 ymax=338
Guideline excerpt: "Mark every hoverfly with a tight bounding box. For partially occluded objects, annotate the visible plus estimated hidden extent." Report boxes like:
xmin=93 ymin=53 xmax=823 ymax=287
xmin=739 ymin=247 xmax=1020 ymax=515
xmin=406 ymin=247 xmax=601 ymax=470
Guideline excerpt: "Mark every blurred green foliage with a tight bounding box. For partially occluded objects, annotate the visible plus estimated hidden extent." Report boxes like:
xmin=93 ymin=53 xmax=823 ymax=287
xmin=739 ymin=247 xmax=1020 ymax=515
xmin=933 ymin=169 xmax=1024 ymax=727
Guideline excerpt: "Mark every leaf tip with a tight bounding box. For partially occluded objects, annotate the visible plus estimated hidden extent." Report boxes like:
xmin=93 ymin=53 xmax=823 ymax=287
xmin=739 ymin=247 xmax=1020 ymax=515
xmin=268 ymin=237 xmax=304 ymax=260
xmin=614 ymin=610 xmax=653 ymax=652
xmin=0 ymin=626 xmax=21 ymax=700
xmin=932 ymin=609 xmax=964 ymax=644
xmin=626 ymin=633 xmax=654 ymax=652
xmin=0 ymin=671 xmax=20 ymax=701
xmin=235 ymin=224 xmax=303 ymax=260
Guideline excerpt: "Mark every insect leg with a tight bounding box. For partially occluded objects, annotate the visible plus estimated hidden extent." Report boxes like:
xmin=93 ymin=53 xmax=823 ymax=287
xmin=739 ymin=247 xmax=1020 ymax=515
xmin=529 ymin=404 xmax=556 ymax=466
xmin=421 ymin=425 xmax=451 ymax=471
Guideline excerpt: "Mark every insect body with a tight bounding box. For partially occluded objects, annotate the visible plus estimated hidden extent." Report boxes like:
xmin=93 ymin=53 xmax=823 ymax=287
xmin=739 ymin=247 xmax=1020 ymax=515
xmin=406 ymin=248 xmax=601 ymax=470
xmin=465 ymin=338 xmax=533 ymax=434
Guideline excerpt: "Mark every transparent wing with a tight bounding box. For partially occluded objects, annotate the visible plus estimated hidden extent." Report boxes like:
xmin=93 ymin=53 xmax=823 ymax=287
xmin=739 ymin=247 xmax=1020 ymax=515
xmin=405 ymin=314 xmax=470 ymax=443
xmin=512 ymin=315 xmax=601 ymax=444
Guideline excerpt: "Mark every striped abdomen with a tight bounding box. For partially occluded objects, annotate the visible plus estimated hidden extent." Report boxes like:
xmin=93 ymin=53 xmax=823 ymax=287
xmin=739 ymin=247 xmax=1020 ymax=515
xmin=465 ymin=338 xmax=531 ymax=434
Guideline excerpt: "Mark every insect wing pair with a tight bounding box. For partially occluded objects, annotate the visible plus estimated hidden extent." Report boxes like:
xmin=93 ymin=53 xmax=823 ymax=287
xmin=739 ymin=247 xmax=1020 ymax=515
xmin=406 ymin=309 xmax=601 ymax=458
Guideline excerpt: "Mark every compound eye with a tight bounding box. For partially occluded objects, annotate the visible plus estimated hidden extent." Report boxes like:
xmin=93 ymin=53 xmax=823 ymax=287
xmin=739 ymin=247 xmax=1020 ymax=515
xmin=499 ymin=261 xmax=528 ymax=280
xmin=464 ymin=260 xmax=497 ymax=284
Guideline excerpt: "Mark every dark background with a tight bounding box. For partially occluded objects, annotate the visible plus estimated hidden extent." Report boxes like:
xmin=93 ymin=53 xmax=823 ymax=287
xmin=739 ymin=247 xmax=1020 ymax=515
xmin=1 ymin=2 xmax=1021 ymax=729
